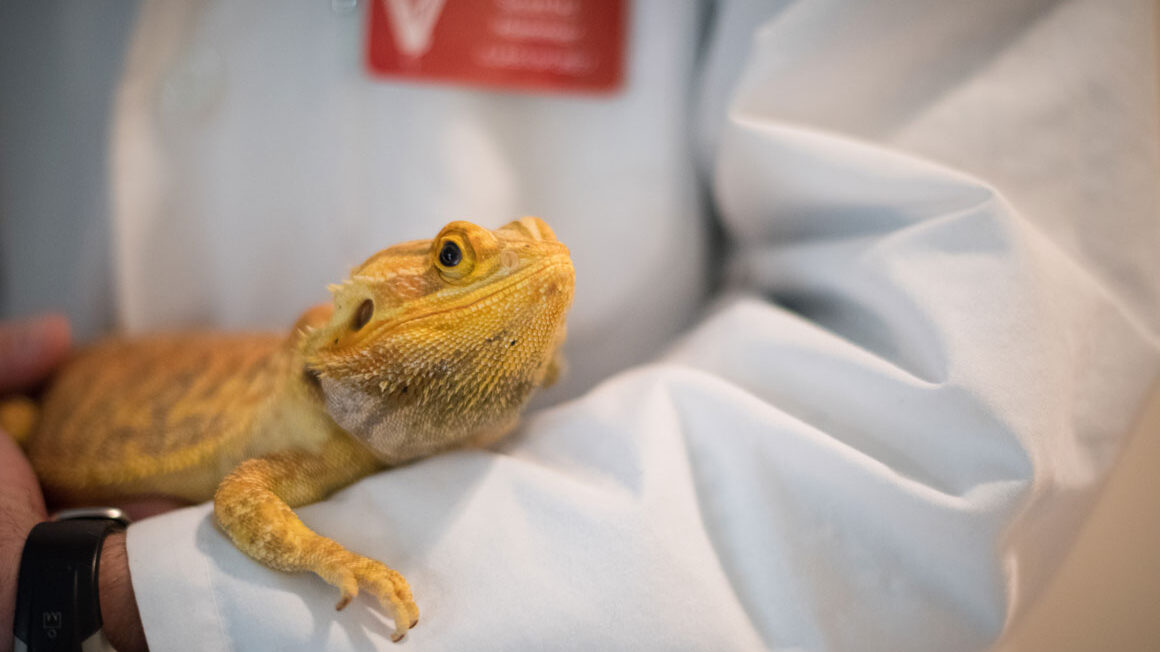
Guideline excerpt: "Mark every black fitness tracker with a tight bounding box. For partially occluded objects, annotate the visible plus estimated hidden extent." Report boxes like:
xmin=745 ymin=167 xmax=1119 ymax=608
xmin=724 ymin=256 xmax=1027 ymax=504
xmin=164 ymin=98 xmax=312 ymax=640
xmin=12 ymin=508 xmax=131 ymax=652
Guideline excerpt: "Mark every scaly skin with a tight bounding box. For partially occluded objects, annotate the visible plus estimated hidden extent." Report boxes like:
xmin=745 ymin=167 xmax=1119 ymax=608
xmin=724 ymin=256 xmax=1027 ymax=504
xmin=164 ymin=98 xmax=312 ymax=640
xmin=10 ymin=217 xmax=574 ymax=642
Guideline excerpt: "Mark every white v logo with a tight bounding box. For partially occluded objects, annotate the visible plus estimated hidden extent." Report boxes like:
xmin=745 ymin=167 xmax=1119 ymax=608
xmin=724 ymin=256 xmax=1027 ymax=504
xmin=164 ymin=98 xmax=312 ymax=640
xmin=382 ymin=0 xmax=448 ymax=58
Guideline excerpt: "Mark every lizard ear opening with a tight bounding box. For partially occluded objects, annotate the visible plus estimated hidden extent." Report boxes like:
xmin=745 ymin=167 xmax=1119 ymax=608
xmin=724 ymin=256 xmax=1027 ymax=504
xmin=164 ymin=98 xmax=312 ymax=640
xmin=352 ymin=299 xmax=374 ymax=331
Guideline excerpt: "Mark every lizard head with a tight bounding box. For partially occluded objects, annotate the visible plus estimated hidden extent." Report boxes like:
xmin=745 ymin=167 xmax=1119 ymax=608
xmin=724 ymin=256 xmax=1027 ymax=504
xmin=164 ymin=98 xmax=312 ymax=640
xmin=301 ymin=217 xmax=574 ymax=464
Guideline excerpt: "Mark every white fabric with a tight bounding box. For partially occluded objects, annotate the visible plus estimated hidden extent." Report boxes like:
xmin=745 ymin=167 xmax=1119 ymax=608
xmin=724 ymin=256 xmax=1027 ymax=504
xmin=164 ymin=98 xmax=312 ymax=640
xmin=120 ymin=0 xmax=1160 ymax=650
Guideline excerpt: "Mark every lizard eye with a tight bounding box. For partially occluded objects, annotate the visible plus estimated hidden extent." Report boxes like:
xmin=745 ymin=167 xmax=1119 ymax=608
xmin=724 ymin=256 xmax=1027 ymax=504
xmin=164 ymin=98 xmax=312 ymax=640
xmin=438 ymin=241 xmax=462 ymax=267
xmin=352 ymin=299 xmax=374 ymax=331
xmin=432 ymin=231 xmax=475 ymax=282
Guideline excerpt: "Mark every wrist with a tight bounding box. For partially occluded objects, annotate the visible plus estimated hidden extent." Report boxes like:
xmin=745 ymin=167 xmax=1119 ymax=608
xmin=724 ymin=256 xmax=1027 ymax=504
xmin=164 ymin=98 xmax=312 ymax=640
xmin=12 ymin=512 xmax=144 ymax=652
xmin=1 ymin=518 xmax=39 ymax=652
xmin=98 ymin=532 xmax=146 ymax=652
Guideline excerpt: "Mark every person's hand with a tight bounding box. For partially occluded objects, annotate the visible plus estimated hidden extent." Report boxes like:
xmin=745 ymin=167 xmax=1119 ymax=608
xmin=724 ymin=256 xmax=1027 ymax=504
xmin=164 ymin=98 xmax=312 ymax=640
xmin=0 ymin=316 xmax=148 ymax=652
xmin=1 ymin=315 xmax=69 ymax=652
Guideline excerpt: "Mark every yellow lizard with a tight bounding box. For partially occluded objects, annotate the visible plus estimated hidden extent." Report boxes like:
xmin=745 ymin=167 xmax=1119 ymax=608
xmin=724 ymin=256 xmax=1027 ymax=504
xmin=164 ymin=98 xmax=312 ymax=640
xmin=2 ymin=217 xmax=574 ymax=642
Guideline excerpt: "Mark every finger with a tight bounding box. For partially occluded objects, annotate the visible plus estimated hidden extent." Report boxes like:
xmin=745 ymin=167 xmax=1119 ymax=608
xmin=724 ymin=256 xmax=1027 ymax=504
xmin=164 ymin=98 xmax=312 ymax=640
xmin=0 ymin=314 xmax=71 ymax=394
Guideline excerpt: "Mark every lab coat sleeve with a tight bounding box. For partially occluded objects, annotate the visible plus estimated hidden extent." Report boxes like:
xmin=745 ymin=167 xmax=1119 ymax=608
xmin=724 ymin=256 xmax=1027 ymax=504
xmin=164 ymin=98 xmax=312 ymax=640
xmin=126 ymin=1 xmax=1160 ymax=650
xmin=666 ymin=0 xmax=1159 ymax=648
xmin=663 ymin=134 xmax=1158 ymax=649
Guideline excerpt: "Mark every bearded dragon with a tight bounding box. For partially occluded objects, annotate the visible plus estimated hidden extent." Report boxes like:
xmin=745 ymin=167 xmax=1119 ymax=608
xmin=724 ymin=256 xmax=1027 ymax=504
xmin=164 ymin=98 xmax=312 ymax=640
xmin=3 ymin=217 xmax=574 ymax=642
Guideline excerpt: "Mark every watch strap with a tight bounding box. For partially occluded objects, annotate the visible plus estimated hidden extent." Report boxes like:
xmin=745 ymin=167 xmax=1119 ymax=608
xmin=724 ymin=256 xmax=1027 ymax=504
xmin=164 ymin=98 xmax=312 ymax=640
xmin=13 ymin=517 xmax=126 ymax=652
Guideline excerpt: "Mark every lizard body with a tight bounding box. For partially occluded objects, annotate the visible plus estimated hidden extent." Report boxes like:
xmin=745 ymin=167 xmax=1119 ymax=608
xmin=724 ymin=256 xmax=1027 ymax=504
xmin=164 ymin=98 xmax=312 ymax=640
xmin=7 ymin=217 xmax=574 ymax=641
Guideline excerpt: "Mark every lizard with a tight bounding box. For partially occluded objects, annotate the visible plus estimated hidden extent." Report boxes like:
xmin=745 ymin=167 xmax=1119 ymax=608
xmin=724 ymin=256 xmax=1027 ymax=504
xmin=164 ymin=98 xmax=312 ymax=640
xmin=1 ymin=217 xmax=574 ymax=642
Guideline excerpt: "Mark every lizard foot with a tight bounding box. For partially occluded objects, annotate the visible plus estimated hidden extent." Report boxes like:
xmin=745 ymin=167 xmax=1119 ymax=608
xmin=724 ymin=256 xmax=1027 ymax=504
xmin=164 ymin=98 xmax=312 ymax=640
xmin=318 ymin=552 xmax=420 ymax=642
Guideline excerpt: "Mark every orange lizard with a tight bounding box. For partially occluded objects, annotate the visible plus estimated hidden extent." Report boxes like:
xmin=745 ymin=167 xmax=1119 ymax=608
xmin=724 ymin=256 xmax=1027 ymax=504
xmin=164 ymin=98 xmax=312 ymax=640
xmin=1 ymin=217 xmax=574 ymax=641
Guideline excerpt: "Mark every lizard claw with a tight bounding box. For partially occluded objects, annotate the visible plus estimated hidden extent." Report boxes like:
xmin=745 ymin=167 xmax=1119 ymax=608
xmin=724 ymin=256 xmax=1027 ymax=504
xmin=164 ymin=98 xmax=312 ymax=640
xmin=332 ymin=572 xmax=359 ymax=611
xmin=319 ymin=553 xmax=419 ymax=642
xmin=377 ymin=581 xmax=419 ymax=642
xmin=386 ymin=603 xmax=419 ymax=642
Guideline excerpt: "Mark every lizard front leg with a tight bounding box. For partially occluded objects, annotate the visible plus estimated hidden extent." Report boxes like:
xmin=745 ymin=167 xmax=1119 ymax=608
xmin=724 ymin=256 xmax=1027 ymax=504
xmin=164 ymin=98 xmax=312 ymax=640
xmin=213 ymin=433 xmax=420 ymax=641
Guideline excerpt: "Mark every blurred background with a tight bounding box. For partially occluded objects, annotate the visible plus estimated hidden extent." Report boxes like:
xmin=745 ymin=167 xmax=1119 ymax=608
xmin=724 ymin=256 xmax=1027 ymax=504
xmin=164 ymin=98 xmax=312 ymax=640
xmin=998 ymin=386 xmax=1160 ymax=650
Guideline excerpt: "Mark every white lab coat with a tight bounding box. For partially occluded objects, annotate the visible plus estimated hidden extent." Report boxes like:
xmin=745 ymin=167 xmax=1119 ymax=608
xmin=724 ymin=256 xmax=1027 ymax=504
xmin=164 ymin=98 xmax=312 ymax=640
xmin=7 ymin=0 xmax=1160 ymax=650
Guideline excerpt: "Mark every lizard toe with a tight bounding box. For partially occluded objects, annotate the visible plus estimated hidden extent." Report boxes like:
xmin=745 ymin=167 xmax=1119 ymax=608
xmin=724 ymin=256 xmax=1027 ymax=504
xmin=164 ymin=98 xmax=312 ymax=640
xmin=349 ymin=555 xmax=419 ymax=641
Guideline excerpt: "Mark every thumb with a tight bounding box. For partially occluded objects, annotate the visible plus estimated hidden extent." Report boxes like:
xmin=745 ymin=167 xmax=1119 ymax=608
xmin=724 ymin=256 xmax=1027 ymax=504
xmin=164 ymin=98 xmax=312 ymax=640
xmin=0 ymin=314 xmax=71 ymax=394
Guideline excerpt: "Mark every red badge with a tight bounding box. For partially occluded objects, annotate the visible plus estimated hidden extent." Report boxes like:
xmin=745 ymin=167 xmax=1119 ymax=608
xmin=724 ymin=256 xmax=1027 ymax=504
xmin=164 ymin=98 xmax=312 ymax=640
xmin=366 ymin=0 xmax=626 ymax=95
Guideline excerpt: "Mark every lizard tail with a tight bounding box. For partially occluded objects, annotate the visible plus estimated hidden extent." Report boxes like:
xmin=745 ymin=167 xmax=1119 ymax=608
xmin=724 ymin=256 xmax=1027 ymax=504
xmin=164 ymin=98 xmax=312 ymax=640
xmin=0 ymin=396 xmax=38 ymax=447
